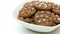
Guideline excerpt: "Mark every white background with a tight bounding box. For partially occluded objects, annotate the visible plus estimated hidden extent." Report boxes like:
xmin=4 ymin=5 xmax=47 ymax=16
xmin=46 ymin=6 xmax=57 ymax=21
xmin=0 ymin=0 xmax=60 ymax=34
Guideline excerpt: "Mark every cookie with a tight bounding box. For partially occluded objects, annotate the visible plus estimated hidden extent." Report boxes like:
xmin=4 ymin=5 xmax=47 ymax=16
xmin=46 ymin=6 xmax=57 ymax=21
xmin=19 ymin=3 xmax=36 ymax=17
xmin=34 ymin=11 xmax=56 ymax=26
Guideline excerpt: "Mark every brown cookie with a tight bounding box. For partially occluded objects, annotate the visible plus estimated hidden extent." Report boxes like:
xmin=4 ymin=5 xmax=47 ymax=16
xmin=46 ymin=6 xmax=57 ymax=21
xmin=34 ymin=11 xmax=56 ymax=26
xmin=19 ymin=3 xmax=36 ymax=17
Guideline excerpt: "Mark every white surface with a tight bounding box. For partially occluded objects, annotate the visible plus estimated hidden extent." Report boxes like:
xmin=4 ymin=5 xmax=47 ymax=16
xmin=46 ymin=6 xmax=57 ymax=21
xmin=0 ymin=0 xmax=60 ymax=34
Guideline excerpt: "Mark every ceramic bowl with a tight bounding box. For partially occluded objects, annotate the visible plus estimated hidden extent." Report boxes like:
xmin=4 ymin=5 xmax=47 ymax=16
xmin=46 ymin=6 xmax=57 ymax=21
xmin=13 ymin=0 xmax=60 ymax=32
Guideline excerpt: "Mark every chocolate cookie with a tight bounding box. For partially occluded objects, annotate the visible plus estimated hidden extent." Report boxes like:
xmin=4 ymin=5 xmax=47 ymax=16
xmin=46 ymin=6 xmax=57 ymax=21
xmin=34 ymin=11 xmax=56 ymax=26
xmin=19 ymin=3 xmax=36 ymax=17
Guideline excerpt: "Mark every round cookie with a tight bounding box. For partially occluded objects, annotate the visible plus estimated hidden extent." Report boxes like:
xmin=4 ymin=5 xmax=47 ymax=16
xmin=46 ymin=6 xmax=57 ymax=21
xmin=31 ymin=1 xmax=53 ymax=10
xmin=19 ymin=3 xmax=36 ymax=17
xmin=52 ymin=4 xmax=60 ymax=15
xmin=34 ymin=11 xmax=56 ymax=26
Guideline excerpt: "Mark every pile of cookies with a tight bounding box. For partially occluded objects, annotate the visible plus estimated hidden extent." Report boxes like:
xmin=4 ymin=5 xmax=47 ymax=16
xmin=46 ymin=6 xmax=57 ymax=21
xmin=18 ymin=1 xmax=60 ymax=26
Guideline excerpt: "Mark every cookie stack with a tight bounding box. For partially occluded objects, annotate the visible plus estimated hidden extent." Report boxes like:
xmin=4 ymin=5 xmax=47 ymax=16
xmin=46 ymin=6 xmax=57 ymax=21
xmin=18 ymin=1 xmax=60 ymax=26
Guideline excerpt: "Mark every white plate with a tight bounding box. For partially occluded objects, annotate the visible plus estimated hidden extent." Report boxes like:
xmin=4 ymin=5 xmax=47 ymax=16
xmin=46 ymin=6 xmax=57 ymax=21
xmin=13 ymin=0 xmax=60 ymax=33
